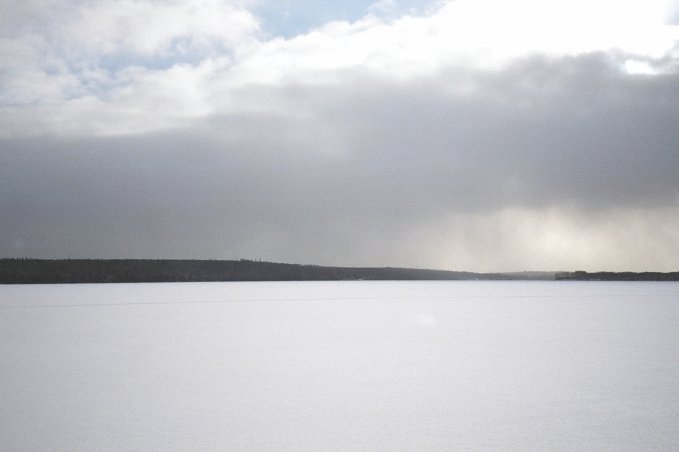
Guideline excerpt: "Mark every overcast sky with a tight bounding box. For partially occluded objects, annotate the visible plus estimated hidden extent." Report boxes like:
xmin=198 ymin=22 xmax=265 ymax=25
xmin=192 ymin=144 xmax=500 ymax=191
xmin=1 ymin=0 xmax=678 ymax=271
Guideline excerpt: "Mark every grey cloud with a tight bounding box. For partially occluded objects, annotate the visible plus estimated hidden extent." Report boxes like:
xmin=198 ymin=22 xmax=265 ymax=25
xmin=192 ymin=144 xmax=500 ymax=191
xmin=1 ymin=52 xmax=678 ymax=269
xmin=250 ymin=54 xmax=679 ymax=214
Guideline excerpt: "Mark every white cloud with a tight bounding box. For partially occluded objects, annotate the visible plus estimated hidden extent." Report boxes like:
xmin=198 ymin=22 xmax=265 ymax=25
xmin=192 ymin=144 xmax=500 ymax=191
xmin=624 ymin=59 xmax=659 ymax=75
xmin=369 ymin=0 xmax=397 ymax=14
xmin=64 ymin=0 xmax=260 ymax=57
xmin=0 ymin=0 xmax=259 ymax=108
xmin=0 ymin=35 xmax=79 ymax=105
xmin=2 ymin=0 xmax=678 ymax=136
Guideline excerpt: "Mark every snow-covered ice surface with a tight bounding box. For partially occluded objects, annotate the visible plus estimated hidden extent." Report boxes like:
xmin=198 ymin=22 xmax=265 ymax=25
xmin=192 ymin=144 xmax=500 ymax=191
xmin=1 ymin=281 xmax=677 ymax=451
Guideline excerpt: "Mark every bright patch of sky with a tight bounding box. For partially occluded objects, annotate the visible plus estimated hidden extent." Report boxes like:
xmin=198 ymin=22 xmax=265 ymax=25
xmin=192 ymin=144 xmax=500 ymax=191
xmin=252 ymin=0 xmax=438 ymax=37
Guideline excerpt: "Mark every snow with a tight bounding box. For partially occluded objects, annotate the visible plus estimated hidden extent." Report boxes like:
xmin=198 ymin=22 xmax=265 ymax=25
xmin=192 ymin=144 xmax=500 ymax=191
xmin=1 ymin=281 xmax=678 ymax=451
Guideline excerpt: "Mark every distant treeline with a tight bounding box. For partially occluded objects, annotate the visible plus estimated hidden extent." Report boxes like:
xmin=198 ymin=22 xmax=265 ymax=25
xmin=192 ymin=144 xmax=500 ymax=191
xmin=555 ymin=271 xmax=679 ymax=281
xmin=1 ymin=258 xmax=542 ymax=284
xmin=2 ymin=259 xmax=676 ymax=284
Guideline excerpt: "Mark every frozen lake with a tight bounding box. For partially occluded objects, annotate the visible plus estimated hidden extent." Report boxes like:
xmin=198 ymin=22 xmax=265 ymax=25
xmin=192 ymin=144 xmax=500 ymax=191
xmin=1 ymin=281 xmax=678 ymax=451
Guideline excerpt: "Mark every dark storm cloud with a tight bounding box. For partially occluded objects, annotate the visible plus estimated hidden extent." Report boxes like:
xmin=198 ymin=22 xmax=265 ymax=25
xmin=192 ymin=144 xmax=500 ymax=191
xmin=1 ymin=53 xmax=678 ymax=267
